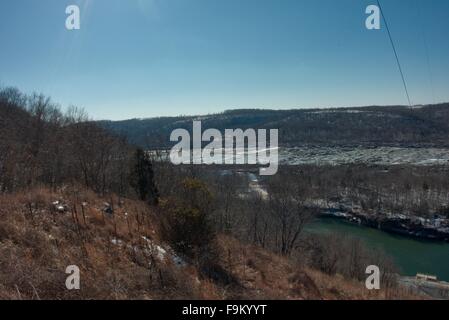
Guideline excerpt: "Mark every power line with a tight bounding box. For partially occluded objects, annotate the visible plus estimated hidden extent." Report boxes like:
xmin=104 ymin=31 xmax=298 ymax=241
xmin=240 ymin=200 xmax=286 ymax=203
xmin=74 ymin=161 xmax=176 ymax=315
xmin=376 ymin=0 xmax=412 ymax=107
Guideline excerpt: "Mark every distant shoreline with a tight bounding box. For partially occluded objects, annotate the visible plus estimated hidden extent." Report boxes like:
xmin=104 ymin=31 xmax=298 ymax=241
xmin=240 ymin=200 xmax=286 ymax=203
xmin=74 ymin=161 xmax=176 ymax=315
xmin=319 ymin=211 xmax=449 ymax=242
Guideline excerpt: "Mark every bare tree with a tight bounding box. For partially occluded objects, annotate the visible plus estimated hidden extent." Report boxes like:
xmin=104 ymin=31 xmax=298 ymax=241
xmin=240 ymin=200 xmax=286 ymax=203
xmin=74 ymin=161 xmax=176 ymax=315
xmin=267 ymin=173 xmax=316 ymax=255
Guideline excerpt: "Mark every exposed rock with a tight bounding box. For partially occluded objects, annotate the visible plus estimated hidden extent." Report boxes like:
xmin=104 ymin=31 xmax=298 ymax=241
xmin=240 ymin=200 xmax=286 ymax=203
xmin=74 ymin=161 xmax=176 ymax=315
xmin=103 ymin=202 xmax=113 ymax=215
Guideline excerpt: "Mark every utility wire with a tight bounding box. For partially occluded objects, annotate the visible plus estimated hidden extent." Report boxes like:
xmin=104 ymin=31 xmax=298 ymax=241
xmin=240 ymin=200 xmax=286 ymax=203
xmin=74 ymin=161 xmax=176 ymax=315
xmin=376 ymin=0 xmax=412 ymax=107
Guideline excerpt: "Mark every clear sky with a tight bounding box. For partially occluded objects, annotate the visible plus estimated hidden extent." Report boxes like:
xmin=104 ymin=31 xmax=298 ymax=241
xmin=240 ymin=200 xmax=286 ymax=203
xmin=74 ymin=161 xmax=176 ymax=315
xmin=1 ymin=0 xmax=448 ymax=120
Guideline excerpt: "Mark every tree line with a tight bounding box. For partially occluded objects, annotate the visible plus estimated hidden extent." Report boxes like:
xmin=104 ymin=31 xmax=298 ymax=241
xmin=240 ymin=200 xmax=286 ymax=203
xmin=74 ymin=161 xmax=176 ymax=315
xmin=99 ymin=103 xmax=449 ymax=148
xmin=0 ymin=86 xmax=158 ymax=204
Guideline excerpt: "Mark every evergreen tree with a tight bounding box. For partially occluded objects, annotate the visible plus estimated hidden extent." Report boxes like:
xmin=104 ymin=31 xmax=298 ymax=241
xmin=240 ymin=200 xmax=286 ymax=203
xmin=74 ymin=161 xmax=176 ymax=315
xmin=130 ymin=148 xmax=159 ymax=205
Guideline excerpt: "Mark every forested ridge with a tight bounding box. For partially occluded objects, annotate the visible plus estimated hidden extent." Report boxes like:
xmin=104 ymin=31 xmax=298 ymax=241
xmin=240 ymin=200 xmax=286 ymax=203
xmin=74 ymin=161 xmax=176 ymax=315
xmin=98 ymin=103 xmax=449 ymax=148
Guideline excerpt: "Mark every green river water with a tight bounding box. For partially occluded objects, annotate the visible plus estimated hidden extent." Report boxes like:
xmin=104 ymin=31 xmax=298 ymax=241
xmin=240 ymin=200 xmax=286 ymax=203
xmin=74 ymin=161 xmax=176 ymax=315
xmin=306 ymin=218 xmax=449 ymax=281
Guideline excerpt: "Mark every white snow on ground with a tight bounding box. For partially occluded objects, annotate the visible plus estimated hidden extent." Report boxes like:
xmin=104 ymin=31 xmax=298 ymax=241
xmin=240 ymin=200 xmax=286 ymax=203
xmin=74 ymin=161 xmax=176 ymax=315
xmin=111 ymin=238 xmax=123 ymax=246
xmin=109 ymin=236 xmax=187 ymax=267
xmin=141 ymin=236 xmax=186 ymax=267
xmin=142 ymin=236 xmax=167 ymax=261
xmin=248 ymin=182 xmax=269 ymax=200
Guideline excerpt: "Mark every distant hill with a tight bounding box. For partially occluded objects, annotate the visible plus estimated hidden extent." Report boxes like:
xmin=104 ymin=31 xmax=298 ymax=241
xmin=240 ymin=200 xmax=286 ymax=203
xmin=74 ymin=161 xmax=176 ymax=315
xmin=98 ymin=103 xmax=449 ymax=148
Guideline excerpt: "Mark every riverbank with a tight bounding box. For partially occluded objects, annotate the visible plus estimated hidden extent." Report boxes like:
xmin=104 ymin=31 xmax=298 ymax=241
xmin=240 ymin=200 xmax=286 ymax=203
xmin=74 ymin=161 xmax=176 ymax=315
xmin=306 ymin=218 xmax=449 ymax=282
xmin=244 ymin=169 xmax=449 ymax=242
xmin=319 ymin=206 xmax=449 ymax=242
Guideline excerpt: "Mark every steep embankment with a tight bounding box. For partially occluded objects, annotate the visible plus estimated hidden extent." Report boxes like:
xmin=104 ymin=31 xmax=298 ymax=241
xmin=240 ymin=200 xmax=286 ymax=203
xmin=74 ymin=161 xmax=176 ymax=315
xmin=0 ymin=187 xmax=420 ymax=300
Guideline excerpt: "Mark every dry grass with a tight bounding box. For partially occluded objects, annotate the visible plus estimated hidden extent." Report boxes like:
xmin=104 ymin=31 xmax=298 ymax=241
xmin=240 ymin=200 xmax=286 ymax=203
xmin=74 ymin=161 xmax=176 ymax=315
xmin=209 ymin=235 xmax=422 ymax=300
xmin=0 ymin=187 xmax=195 ymax=299
xmin=0 ymin=187 xmax=424 ymax=300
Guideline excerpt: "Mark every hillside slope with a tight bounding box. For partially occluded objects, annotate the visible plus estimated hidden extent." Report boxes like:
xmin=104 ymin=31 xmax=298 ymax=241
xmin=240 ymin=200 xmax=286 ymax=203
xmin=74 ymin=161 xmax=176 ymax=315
xmin=0 ymin=187 xmax=420 ymax=300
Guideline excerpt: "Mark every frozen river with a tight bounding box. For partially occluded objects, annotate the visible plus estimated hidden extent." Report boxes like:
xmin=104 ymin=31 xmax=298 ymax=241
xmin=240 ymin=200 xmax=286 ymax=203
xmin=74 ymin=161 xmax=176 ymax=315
xmin=280 ymin=146 xmax=449 ymax=166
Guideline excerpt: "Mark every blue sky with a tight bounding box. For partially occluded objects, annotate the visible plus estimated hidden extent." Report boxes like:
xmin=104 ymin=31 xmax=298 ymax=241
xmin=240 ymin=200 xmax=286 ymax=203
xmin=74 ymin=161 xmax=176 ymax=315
xmin=1 ymin=0 xmax=448 ymax=120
